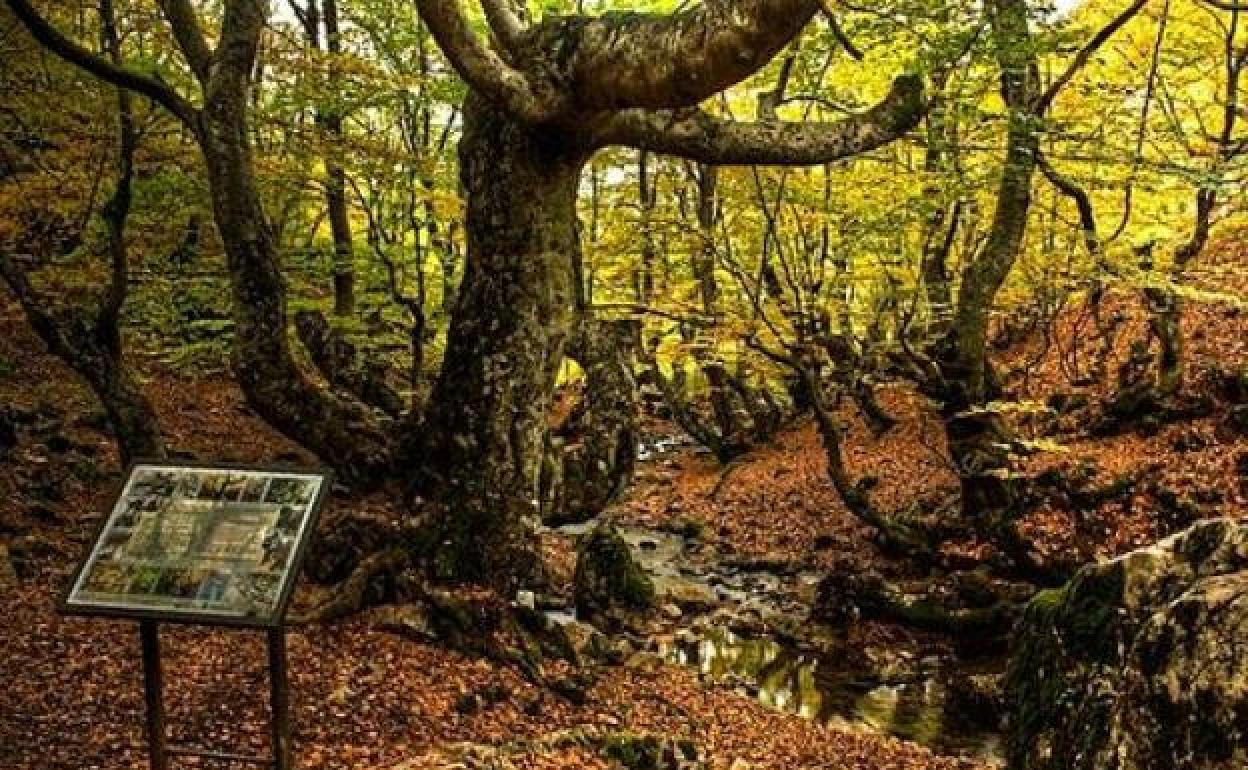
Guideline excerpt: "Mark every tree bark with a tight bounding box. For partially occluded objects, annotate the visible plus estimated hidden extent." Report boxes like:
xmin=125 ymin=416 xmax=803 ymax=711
xmin=307 ymin=0 xmax=356 ymax=315
xmin=408 ymin=94 xmax=588 ymax=590
xmin=935 ymin=0 xmax=1039 ymax=520
xmin=550 ymin=319 xmax=641 ymax=525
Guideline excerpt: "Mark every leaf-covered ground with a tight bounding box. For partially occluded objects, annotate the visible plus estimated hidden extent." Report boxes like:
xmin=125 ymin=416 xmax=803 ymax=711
xmin=4 ymin=240 xmax=1248 ymax=769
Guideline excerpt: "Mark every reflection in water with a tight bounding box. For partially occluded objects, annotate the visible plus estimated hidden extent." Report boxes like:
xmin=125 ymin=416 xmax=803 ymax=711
xmin=661 ymin=628 xmax=1003 ymax=762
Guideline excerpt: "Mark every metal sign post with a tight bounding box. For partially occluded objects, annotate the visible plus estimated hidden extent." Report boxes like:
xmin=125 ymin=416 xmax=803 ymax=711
xmin=135 ymin=622 xmax=293 ymax=770
xmin=61 ymin=462 xmax=330 ymax=770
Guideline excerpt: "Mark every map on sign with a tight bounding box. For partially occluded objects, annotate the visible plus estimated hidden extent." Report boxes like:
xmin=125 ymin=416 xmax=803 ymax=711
xmin=64 ymin=464 xmax=328 ymax=626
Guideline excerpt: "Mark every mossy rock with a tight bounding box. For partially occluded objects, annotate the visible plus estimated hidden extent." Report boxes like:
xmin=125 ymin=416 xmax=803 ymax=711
xmin=1006 ymin=518 xmax=1248 ymax=770
xmin=602 ymin=733 xmax=701 ymax=770
xmin=574 ymin=523 xmax=655 ymax=626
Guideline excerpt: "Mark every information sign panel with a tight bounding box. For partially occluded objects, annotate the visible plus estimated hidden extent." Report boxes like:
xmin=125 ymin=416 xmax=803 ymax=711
xmin=63 ymin=462 xmax=328 ymax=627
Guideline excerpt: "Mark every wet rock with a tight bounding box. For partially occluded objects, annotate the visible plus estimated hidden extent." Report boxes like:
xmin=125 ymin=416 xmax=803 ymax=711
xmin=652 ymin=577 xmax=717 ymax=613
xmin=1007 ymin=518 xmax=1248 ymax=770
xmin=574 ymin=523 xmax=655 ymax=627
xmin=723 ymin=552 xmax=801 ymax=574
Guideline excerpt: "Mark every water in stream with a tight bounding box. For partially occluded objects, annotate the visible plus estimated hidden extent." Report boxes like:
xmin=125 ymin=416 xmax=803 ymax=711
xmin=554 ymin=494 xmax=1006 ymax=763
xmin=660 ymin=628 xmax=1004 ymax=762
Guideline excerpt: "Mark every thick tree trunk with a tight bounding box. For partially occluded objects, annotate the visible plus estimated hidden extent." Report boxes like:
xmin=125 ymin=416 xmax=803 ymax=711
xmin=294 ymin=309 xmax=406 ymax=417
xmin=409 ymin=95 xmax=587 ymax=590
xmin=198 ymin=96 xmax=393 ymax=485
xmin=73 ymin=332 xmax=165 ymax=464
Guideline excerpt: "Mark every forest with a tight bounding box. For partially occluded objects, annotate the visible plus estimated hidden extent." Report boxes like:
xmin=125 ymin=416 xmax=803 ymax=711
xmin=2 ymin=0 xmax=1248 ymax=767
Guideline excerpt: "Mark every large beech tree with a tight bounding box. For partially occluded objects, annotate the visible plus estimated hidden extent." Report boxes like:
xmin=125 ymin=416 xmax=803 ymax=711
xmin=405 ymin=0 xmax=925 ymax=587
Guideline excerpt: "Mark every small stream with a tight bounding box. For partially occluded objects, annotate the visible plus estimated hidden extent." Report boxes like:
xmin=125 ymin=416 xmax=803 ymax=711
xmin=553 ymin=436 xmax=1005 ymax=763
xmin=659 ymin=628 xmax=1004 ymax=762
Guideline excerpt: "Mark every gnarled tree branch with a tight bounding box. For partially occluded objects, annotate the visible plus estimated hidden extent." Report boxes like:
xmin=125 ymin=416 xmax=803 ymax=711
xmin=479 ymin=0 xmax=526 ymax=54
xmin=158 ymin=0 xmax=214 ymax=83
xmin=595 ymin=74 xmax=924 ymax=165
xmin=1033 ymin=0 xmax=1149 ymax=114
xmin=411 ymin=0 xmax=555 ymax=123
xmin=561 ymin=0 xmax=821 ymax=111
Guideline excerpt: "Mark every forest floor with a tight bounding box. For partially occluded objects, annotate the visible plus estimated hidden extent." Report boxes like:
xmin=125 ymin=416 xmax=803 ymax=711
xmin=4 ymin=239 xmax=1248 ymax=770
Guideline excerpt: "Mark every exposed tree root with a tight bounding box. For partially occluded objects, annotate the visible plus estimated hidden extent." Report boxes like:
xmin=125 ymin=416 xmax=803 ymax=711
xmin=295 ymin=540 xmax=594 ymax=702
xmin=815 ymin=570 xmax=1031 ymax=641
xmin=395 ymin=727 xmax=704 ymax=770
xmin=291 ymin=547 xmax=410 ymax=624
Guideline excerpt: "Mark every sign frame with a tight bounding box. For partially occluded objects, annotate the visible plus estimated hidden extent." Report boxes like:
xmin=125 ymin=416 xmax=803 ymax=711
xmin=60 ymin=459 xmax=331 ymax=630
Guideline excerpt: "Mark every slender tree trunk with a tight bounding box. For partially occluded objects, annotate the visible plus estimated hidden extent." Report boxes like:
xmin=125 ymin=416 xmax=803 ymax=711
xmin=409 ymin=95 xmax=587 ymax=589
xmin=320 ymin=0 xmax=355 ymax=317
xmin=326 ymin=149 xmax=355 ymax=316
xmin=939 ymin=0 xmax=1039 ymax=519
xmin=919 ymin=73 xmax=956 ymax=331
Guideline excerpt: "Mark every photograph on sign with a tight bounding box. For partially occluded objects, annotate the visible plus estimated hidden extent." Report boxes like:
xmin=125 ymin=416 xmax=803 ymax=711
xmin=64 ymin=464 xmax=327 ymax=624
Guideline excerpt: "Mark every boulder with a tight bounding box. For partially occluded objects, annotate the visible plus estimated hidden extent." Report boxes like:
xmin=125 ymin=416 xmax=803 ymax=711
xmin=574 ymin=523 xmax=655 ymax=626
xmin=1006 ymin=518 xmax=1248 ymax=770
